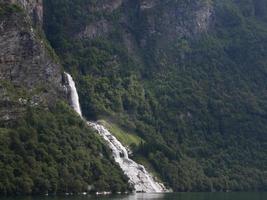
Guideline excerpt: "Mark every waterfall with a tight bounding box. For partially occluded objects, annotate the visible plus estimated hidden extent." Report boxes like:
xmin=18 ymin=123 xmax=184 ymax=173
xmin=88 ymin=122 xmax=166 ymax=193
xmin=65 ymin=73 xmax=82 ymax=116
xmin=65 ymin=72 xmax=168 ymax=193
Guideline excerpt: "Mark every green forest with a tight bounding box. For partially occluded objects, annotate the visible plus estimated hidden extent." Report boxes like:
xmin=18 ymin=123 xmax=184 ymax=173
xmin=43 ymin=0 xmax=267 ymax=192
xmin=0 ymin=102 xmax=131 ymax=195
xmin=1 ymin=0 xmax=267 ymax=194
xmin=0 ymin=3 xmax=131 ymax=194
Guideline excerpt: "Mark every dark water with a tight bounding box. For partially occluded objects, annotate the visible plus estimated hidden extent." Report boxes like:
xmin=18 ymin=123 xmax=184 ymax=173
xmin=1 ymin=193 xmax=266 ymax=200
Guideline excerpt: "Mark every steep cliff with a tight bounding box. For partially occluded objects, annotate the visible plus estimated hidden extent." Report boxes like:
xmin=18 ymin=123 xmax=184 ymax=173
xmin=2 ymin=0 xmax=43 ymax=27
xmin=0 ymin=0 xmax=67 ymax=125
xmin=0 ymin=1 xmax=130 ymax=195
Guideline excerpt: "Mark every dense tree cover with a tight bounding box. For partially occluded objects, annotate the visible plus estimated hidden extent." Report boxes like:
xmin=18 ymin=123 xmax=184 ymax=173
xmin=0 ymin=102 xmax=131 ymax=195
xmin=44 ymin=0 xmax=267 ymax=192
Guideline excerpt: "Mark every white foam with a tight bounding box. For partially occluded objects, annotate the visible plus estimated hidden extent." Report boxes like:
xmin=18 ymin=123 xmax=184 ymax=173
xmin=65 ymin=72 xmax=82 ymax=116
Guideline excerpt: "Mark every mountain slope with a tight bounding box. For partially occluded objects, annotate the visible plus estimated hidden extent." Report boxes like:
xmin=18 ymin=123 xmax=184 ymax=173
xmin=44 ymin=0 xmax=267 ymax=191
xmin=0 ymin=1 xmax=65 ymax=124
xmin=0 ymin=1 xmax=130 ymax=194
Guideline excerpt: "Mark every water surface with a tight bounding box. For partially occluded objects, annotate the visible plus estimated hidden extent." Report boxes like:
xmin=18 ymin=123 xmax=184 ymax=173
xmin=1 ymin=193 xmax=266 ymax=200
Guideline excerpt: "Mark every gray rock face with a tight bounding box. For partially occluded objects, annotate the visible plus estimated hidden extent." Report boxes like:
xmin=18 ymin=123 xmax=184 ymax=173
xmin=137 ymin=0 xmax=214 ymax=48
xmin=0 ymin=1 xmax=67 ymax=124
xmin=77 ymin=0 xmax=123 ymax=39
xmin=74 ymin=0 xmax=213 ymax=63
xmin=78 ymin=0 xmax=213 ymax=40
xmin=78 ymin=20 xmax=112 ymax=40
xmin=88 ymin=0 xmax=123 ymax=13
xmin=3 ymin=0 xmax=43 ymax=26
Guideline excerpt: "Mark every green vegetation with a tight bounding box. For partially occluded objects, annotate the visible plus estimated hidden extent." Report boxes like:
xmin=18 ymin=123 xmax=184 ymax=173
xmin=98 ymin=120 xmax=143 ymax=148
xmin=133 ymin=155 xmax=163 ymax=182
xmin=0 ymin=102 xmax=131 ymax=195
xmin=44 ymin=0 xmax=267 ymax=192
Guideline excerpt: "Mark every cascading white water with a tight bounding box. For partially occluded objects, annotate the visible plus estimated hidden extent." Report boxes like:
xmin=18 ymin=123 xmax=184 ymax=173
xmin=88 ymin=122 xmax=166 ymax=193
xmin=65 ymin=72 xmax=168 ymax=193
xmin=65 ymin=73 xmax=82 ymax=116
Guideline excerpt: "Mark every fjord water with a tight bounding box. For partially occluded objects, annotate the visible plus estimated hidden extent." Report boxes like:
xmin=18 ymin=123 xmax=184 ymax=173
xmin=1 ymin=193 xmax=266 ymax=200
xmin=65 ymin=73 xmax=167 ymax=193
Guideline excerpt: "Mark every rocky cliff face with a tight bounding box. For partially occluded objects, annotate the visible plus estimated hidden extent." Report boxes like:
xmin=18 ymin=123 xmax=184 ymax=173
xmin=137 ymin=0 xmax=213 ymax=43
xmin=3 ymin=0 xmax=43 ymax=26
xmin=77 ymin=0 xmax=213 ymax=42
xmin=74 ymin=0 xmax=214 ymax=66
xmin=88 ymin=0 xmax=123 ymax=13
xmin=0 ymin=1 xmax=67 ymax=125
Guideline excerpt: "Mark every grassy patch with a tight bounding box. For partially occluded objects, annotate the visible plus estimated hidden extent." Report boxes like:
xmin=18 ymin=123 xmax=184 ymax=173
xmin=98 ymin=120 xmax=144 ymax=148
